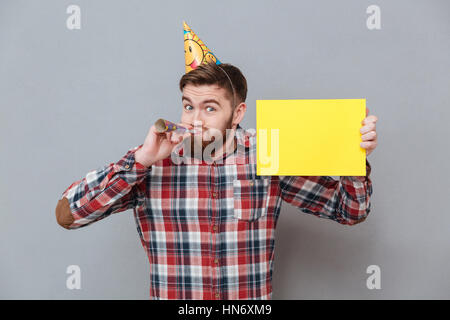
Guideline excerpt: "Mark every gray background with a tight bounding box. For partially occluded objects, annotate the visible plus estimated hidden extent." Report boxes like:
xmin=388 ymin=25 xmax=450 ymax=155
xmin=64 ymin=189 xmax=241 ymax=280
xmin=1 ymin=0 xmax=449 ymax=299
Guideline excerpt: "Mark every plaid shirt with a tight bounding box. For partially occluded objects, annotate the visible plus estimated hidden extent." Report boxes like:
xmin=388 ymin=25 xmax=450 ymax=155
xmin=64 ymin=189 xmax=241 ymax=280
xmin=60 ymin=124 xmax=373 ymax=300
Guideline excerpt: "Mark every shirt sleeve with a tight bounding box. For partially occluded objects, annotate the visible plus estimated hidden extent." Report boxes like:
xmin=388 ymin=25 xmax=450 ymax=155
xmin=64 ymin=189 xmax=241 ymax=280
xmin=278 ymin=159 xmax=373 ymax=225
xmin=55 ymin=144 xmax=149 ymax=230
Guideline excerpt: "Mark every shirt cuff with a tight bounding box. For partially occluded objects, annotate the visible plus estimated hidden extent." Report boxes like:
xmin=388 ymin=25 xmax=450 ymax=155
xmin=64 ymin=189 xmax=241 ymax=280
xmin=113 ymin=145 xmax=150 ymax=184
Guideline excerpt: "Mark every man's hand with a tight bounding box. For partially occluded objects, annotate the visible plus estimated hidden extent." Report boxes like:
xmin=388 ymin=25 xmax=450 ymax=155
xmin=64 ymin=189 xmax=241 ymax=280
xmin=135 ymin=122 xmax=193 ymax=167
xmin=360 ymin=107 xmax=378 ymax=156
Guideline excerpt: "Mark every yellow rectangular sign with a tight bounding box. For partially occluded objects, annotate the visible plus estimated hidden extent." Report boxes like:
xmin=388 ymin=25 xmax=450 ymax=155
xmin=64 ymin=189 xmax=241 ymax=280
xmin=256 ymin=99 xmax=366 ymax=176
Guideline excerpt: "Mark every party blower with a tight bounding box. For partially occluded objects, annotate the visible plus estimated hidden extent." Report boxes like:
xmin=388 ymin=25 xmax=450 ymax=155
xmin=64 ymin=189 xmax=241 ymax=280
xmin=154 ymin=118 xmax=196 ymax=134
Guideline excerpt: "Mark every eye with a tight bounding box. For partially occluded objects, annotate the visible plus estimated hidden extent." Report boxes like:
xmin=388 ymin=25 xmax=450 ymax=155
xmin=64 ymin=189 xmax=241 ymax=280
xmin=189 ymin=46 xmax=192 ymax=52
xmin=206 ymin=106 xmax=216 ymax=112
xmin=184 ymin=105 xmax=193 ymax=111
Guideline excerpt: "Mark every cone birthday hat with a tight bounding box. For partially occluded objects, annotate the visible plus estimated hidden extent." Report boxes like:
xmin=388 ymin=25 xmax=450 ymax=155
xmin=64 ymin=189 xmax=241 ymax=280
xmin=183 ymin=21 xmax=221 ymax=73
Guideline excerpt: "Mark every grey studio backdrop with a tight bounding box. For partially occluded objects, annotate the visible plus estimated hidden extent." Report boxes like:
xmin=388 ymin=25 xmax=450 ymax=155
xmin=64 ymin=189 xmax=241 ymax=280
xmin=0 ymin=0 xmax=449 ymax=299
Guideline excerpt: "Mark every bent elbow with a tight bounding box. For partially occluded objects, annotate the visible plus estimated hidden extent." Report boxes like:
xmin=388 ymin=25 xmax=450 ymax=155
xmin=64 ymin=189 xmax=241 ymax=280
xmin=346 ymin=215 xmax=368 ymax=226
xmin=55 ymin=197 xmax=75 ymax=230
xmin=344 ymin=207 xmax=371 ymax=226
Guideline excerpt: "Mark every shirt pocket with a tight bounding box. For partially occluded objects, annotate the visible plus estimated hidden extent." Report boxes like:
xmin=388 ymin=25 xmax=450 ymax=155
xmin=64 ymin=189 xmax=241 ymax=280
xmin=232 ymin=178 xmax=270 ymax=222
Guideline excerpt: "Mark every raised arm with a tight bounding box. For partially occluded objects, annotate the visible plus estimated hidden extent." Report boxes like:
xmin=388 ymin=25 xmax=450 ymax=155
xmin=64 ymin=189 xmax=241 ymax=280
xmin=55 ymin=145 xmax=149 ymax=230
xmin=55 ymin=120 xmax=194 ymax=230
xmin=279 ymin=159 xmax=373 ymax=226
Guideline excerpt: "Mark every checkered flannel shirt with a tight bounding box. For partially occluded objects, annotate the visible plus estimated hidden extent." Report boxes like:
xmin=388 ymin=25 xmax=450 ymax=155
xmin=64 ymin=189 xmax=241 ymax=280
xmin=59 ymin=124 xmax=373 ymax=299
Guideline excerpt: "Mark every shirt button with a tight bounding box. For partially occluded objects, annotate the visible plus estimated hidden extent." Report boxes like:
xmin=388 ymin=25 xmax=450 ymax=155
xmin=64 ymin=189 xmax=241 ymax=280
xmin=214 ymin=258 xmax=219 ymax=264
xmin=249 ymin=180 xmax=254 ymax=186
xmin=212 ymin=192 xmax=217 ymax=198
xmin=212 ymin=225 xmax=218 ymax=231
xmin=215 ymin=292 xmax=220 ymax=298
xmin=124 ymin=164 xmax=130 ymax=169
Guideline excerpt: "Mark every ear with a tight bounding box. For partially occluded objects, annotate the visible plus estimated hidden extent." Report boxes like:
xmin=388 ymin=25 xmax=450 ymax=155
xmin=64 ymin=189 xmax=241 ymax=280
xmin=232 ymin=102 xmax=246 ymax=126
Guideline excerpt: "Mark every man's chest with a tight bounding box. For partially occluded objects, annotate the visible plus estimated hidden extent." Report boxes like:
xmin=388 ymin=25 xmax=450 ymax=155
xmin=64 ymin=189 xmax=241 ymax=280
xmin=142 ymin=162 xmax=280 ymax=223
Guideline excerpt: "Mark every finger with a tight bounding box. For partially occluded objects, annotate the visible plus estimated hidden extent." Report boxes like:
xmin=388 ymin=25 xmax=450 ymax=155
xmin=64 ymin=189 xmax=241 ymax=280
xmin=362 ymin=115 xmax=378 ymax=125
xmin=175 ymin=134 xmax=184 ymax=144
xmin=361 ymin=131 xmax=377 ymax=141
xmin=171 ymin=137 xmax=183 ymax=145
xmin=360 ymin=123 xmax=376 ymax=134
xmin=170 ymin=130 xmax=182 ymax=144
xmin=360 ymin=141 xmax=377 ymax=149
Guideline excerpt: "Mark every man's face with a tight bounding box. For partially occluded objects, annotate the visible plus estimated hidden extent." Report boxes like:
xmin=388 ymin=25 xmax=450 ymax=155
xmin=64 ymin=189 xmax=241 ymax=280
xmin=180 ymin=84 xmax=236 ymax=153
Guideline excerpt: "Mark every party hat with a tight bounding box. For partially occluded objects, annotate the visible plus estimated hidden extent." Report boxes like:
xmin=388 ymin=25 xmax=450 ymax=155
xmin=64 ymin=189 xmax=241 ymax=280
xmin=183 ymin=21 xmax=221 ymax=73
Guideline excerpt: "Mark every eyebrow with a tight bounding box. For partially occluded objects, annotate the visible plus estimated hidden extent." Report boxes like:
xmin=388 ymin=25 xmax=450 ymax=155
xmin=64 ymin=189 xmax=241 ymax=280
xmin=182 ymin=96 xmax=221 ymax=106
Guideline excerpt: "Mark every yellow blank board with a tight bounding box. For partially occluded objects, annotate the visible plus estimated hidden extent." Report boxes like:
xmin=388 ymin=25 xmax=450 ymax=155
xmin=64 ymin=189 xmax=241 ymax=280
xmin=256 ymin=99 xmax=366 ymax=176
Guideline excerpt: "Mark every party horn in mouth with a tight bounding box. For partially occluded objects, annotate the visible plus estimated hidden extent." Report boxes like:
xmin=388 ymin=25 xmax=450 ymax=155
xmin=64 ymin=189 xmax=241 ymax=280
xmin=154 ymin=118 xmax=196 ymax=134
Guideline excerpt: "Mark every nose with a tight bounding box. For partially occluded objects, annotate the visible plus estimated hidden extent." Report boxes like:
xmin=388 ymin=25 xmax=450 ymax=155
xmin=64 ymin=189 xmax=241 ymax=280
xmin=190 ymin=111 xmax=204 ymax=129
xmin=182 ymin=108 xmax=207 ymax=132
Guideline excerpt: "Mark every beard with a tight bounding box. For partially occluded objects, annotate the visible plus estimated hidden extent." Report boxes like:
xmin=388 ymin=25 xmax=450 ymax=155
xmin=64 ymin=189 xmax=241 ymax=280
xmin=185 ymin=115 xmax=234 ymax=161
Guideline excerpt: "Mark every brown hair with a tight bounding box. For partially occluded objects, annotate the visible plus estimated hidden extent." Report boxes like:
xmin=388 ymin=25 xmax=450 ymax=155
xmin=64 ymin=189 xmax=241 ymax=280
xmin=179 ymin=62 xmax=247 ymax=109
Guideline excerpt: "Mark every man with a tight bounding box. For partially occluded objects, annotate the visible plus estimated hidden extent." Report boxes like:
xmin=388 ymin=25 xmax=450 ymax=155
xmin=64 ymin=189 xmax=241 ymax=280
xmin=55 ymin=62 xmax=378 ymax=299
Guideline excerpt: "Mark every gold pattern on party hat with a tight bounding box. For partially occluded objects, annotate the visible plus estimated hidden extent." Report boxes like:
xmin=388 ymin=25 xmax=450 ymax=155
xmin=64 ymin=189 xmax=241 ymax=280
xmin=183 ymin=21 xmax=221 ymax=73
